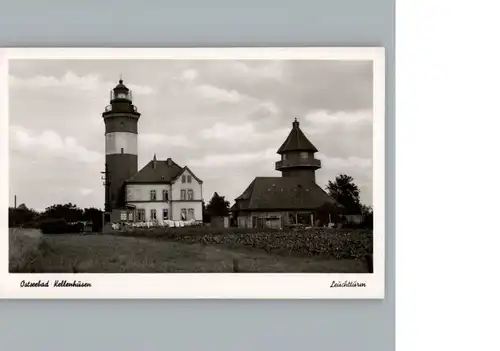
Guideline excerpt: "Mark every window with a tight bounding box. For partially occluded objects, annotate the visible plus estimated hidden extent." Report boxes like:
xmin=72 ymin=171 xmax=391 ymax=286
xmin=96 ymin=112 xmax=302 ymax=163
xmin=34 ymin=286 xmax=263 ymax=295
xmin=188 ymin=208 xmax=194 ymax=220
xmin=120 ymin=211 xmax=127 ymax=221
xmin=150 ymin=190 xmax=156 ymax=201
xmin=187 ymin=175 xmax=192 ymax=183
xmin=162 ymin=208 xmax=169 ymax=220
xmin=282 ymin=154 xmax=287 ymax=160
xmin=300 ymin=152 xmax=309 ymax=159
xmin=128 ymin=212 xmax=133 ymax=221
xmin=162 ymin=190 xmax=169 ymax=201
xmin=137 ymin=209 xmax=145 ymax=221
xmin=150 ymin=209 xmax=157 ymax=221
xmin=181 ymin=208 xmax=187 ymax=220
xmin=187 ymin=189 xmax=194 ymax=200
xmin=180 ymin=189 xmax=186 ymax=200
xmin=182 ymin=175 xmax=186 ymax=183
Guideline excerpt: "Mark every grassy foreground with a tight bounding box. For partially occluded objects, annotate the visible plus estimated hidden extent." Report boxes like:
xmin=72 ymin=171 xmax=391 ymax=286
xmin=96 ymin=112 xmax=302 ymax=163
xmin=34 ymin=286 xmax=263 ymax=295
xmin=9 ymin=228 xmax=46 ymax=272
xmin=10 ymin=229 xmax=370 ymax=273
xmin=113 ymin=226 xmax=373 ymax=260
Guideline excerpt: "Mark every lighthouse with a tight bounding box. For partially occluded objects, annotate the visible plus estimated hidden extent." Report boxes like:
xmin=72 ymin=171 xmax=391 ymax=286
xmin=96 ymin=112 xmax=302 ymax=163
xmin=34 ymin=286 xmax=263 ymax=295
xmin=102 ymin=79 xmax=141 ymax=212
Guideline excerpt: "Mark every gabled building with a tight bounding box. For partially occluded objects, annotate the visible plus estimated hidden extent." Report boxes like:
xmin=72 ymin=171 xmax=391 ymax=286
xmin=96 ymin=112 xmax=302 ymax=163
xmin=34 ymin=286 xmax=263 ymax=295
xmin=102 ymin=79 xmax=203 ymax=223
xmin=125 ymin=155 xmax=203 ymax=223
xmin=231 ymin=118 xmax=335 ymax=228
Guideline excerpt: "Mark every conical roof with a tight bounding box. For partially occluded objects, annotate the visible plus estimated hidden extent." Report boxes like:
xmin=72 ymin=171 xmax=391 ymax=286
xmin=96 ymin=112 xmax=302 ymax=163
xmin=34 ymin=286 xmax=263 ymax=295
xmin=113 ymin=79 xmax=129 ymax=91
xmin=276 ymin=118 xmax=318 ymax=154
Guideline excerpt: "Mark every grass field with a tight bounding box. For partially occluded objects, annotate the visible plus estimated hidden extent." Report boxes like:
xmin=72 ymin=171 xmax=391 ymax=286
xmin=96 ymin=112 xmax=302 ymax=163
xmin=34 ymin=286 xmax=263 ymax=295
xmin=9 ymin=228 xmax=372 ymax=273
xmin=9 ymin=228 xmax=45 ymax=272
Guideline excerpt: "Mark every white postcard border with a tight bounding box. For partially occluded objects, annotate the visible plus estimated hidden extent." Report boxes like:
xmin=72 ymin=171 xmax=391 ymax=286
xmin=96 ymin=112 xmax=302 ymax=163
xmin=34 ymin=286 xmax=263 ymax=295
xmin=0 ymin=47 xmax=385 ymax=299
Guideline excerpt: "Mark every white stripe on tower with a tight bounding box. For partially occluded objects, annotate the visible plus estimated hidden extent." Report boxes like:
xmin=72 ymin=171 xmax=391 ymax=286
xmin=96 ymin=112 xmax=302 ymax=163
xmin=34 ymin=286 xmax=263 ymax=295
xmin=105 ymin=132 xmax=138 ymax=155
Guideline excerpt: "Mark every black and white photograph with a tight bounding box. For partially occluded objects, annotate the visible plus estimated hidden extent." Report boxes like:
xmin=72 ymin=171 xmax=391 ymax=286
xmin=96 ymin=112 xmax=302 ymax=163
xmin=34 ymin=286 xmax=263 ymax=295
xmin=1 ymin=48 xmax=385 ymax=298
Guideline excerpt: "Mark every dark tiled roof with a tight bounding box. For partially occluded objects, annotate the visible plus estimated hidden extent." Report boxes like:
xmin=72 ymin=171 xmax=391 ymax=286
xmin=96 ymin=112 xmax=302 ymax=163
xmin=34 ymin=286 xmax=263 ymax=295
xmin=276 ymin=119 xmax=318 ymax=154
xmin=126 ymin=158 xmax=183 ymax=183
xmin=232 ymin=177 xmax=335 ymax=211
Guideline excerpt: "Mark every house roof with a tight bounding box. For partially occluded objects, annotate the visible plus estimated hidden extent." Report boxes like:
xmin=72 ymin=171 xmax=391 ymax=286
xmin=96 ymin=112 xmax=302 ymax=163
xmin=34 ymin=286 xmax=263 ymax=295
xmin=126 ymin=157 xmax=184 ymax=183
xmin=171 ymin=166 xmax=204 ymax=184
xmin=232 ymin=177 xmax=335 ymax=211
xmin=276 ymin=119 xmax=318 ymax=154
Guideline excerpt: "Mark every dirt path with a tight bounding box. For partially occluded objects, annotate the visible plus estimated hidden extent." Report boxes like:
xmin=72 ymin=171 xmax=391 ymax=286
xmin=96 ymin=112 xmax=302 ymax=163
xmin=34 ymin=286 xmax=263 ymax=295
xmin=24 ymin=234 xmax=368 ymax=273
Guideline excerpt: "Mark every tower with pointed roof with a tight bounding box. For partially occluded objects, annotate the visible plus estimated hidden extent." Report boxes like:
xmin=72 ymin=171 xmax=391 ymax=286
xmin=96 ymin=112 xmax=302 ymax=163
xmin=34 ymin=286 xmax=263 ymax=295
xmin=275 ymin=118 xmax=321 ymax=183
xmin=231 ymin=117 xmax=335 ymax=229
xmin=102 ymin=79 xmax=141 ymax=211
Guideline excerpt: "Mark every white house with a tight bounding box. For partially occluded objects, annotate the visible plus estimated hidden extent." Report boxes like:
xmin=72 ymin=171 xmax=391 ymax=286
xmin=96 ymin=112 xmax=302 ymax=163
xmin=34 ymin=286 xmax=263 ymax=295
xmin=123 ymin=155 xmax=203 ymax=223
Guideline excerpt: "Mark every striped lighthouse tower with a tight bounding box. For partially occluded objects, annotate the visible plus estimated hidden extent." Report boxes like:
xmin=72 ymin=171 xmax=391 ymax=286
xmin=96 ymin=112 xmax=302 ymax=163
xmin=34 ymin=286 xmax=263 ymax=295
xmin=102 ymin=79 xmax=141 ymax=213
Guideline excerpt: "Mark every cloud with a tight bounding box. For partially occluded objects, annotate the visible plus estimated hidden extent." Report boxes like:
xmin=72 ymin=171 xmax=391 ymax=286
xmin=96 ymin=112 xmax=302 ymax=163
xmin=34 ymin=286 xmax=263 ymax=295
xmin=80 ymin=188 xmax=94 ymax=196
xmin=305 ymin=109 xmax=372 ymax=126
xmin=199 ymin=122 xmax=289 ymax=145
xmin=317 ymin=154 xmax=373 ymax=169
xmin=9 ymin=71 xmax=154 ymax=95
xmin=139 ymin=133 xmax=191 ymax=148
xmin=231 ymin=61 xmax=284 ymax=80
xmin=258 ymin=101 xmax=280 ymax=115
xmin=194 ymin=84 xmax=242 ymax=103
xmin=200 ymin=122 xmax=254 ymax=140
xmin=188 ymin=148 xmax=277 ymax=168
xmin=180 ymin=69 xmax=198 ymax=82
xmin=9 ymin=125 xmax=103 ymax=164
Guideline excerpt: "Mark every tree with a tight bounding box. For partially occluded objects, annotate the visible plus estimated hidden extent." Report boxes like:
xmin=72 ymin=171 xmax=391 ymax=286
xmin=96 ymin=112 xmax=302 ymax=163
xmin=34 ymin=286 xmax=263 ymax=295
xmin=205 ymin=192 xmax=230 ymax=218
xmin=201 ymin=200 xmax=210 ymax=223
xmin=360 ymin=204 xmax=374 ymax=229
xmin=82 ymin=207 xmax=104 ymax=232
xmin=40 ymin=203 xmax=83 ymax=222
xmin=326 ymin=174 xmax=362 ymax=214
xmin=314 ymin=202 xmax=342 ymax=226
xmin=82 ymin=207 xmax=103 ymax=222
xmin=8 ymin=204 xmax=39 ymax=227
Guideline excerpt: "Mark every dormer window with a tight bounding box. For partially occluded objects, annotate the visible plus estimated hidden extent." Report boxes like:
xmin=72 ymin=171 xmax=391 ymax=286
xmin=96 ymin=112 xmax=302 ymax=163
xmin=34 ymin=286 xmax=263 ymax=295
xmin=282 ymin=154 xmax=287 ymax=161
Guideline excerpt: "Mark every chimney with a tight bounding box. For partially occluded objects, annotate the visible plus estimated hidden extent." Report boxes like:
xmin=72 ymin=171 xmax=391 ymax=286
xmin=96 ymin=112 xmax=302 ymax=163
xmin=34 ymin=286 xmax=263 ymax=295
xmin=14 ymin=195 xmax=17 ymax=208
xmin=153 ymin=153 xmax=157 ymax=169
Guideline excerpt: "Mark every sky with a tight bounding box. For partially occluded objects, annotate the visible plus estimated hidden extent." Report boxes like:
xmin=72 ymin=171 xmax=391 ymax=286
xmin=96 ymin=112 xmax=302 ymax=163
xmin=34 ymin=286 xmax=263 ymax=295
xmin=8 ymin=59 xmax=373 ymax=212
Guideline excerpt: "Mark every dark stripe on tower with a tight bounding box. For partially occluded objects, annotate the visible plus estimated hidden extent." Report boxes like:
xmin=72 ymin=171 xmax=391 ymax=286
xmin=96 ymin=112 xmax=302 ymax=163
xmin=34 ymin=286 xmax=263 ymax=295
xmin=106 ymin=154 xmax=138 ymax=209
xmin=104 ymin=116 xmax=139 ymax=134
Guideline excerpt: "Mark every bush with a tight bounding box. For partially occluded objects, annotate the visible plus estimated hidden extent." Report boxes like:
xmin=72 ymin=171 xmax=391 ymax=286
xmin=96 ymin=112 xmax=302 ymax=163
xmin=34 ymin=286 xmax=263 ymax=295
xmin=39 ymin=218 xmax=84 ymax=234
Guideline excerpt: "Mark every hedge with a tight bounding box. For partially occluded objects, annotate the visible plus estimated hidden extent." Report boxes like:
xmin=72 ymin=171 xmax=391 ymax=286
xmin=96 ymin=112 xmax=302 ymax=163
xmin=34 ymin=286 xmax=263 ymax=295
xmin=39 ymin=219 xmax=84 ymax=234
